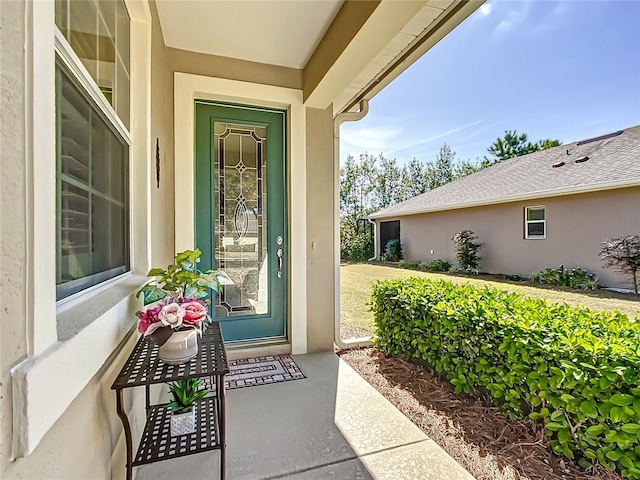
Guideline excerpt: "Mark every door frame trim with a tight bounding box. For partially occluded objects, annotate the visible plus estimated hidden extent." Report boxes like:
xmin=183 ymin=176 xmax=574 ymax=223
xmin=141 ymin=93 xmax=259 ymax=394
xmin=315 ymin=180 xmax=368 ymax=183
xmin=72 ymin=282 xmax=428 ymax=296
xmin=174 ymin=72 xmax=307 ymax=354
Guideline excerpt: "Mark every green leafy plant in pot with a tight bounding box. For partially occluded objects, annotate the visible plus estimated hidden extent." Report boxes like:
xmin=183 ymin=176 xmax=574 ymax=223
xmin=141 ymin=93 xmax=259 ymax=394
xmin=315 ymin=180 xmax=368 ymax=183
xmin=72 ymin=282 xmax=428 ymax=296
xmin=135 ymin=248 xmax=227 ymax=365
xmin=167 ymin=378 xmax=209 ymax=436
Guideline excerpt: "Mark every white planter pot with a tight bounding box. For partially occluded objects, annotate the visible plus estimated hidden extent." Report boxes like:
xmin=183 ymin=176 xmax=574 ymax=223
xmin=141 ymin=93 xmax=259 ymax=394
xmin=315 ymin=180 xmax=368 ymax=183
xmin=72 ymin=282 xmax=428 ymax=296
xmin=158 ymin=328 xmax=199 ymax=365
xmin=170 ymin=407 xmax=196 ymax=437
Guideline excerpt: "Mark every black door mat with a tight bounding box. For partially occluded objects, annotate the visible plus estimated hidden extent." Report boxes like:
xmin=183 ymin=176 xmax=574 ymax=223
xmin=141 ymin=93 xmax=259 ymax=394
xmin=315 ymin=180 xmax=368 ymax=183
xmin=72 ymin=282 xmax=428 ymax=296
xmin=203 ymin=354 xmax=306 ymax=392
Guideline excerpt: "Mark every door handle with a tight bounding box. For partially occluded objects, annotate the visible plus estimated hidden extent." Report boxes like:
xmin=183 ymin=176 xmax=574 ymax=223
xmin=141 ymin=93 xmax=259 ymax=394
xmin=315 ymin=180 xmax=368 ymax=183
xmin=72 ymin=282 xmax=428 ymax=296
xmin=277 ymin=248 xmax=283 ymax=278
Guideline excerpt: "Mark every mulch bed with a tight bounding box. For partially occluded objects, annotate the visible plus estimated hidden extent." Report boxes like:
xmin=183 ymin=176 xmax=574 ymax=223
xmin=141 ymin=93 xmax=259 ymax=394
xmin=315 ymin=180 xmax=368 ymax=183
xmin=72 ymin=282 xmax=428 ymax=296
xmin=337 ymin=347 xmax=623 ymax=480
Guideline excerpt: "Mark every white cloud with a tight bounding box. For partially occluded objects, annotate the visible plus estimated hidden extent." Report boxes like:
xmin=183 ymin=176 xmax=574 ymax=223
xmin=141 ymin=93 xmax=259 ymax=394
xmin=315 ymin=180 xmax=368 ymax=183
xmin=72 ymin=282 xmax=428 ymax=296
xmin=529 ymin=1 xmax=571 ymax=35
xmin=341 ymin=125 xmax=403 ymax=152
xmin=478 ymin=3 xmax=492 ymax=17
xmin=494 ymin=1 xmax=534 ymax=34
xmin=458 ymin=124 xmax=493 ymax=143
xmin=385 ymin=120 xmax=484 ymax=155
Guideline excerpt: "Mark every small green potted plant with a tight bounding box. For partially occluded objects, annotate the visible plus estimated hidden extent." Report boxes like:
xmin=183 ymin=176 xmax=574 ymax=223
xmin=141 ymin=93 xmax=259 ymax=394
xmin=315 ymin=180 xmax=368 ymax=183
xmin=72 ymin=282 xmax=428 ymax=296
xmin=168 ymin=378 xmax=209 ymax=436
xmin=135 ymin=248 xmax=227 ymax=364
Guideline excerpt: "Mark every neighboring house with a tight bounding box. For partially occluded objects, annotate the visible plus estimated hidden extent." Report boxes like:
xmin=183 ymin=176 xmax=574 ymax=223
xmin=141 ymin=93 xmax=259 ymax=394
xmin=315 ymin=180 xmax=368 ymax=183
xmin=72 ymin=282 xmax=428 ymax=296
xmin=0 ymin=0 xmax=482 ymax=478
xmin=370 ymin=126 xmax=640 ymax=289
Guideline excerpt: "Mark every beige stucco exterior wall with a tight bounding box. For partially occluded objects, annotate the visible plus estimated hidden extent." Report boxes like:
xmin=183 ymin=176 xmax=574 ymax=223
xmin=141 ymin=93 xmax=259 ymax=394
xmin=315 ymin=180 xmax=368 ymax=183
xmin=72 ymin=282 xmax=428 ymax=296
xmin=2 ymin=334 xmax=147 ymax=480
xmin=150 ymin=0 xmax=175 ymax=267
xmin=168 ymin=47 xmax=302 ymax=91
xmin=305 ymin=106 xmax=336 ymax=352
xmin=1 ymin=2 xmax=169 ymax=478
xmin=1 ymin=0 xmax=29 ymax=471
xmin=387 ymin=187 xmax=640 ymax=290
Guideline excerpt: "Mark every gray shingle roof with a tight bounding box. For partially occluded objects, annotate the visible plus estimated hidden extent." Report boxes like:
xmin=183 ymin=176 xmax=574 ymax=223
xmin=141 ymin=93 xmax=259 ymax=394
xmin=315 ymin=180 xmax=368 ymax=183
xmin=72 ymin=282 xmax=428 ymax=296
xmin=370 ymin=125 xmax=640 ymax=219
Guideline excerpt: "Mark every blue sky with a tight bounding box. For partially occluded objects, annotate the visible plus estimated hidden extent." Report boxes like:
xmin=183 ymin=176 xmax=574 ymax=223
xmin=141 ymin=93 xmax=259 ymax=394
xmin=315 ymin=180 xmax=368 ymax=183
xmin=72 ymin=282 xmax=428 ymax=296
xmin=341 ymin=0 xmax=640 ymax=166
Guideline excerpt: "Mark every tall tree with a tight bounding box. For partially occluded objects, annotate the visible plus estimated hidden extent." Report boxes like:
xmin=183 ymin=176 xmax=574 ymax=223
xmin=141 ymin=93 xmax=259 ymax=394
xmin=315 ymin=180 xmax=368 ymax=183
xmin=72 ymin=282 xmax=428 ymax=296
xmin=453 ymin=157 xmax=483 ymax=179
xmin=339 ymin=154 xmax=359 ymax=227
xmin=485 ymin=130 xmax=561 ymax=164
xmin=486 ymin=130 xmax=538 ymax=161
xmin=426 ymin=142 xmax=455 ymax=189
xmin=538 ymin=138 xmax=562 ymax=150
xmin=375 ymin=154 xmax=405 ymax=209
xmin=401 ymin=158 xmax=429 ymax=199
xmin=340 ymin=153 xmax=378 ymax=261
xmin=340 ymin=153 xmax=377 ymax=234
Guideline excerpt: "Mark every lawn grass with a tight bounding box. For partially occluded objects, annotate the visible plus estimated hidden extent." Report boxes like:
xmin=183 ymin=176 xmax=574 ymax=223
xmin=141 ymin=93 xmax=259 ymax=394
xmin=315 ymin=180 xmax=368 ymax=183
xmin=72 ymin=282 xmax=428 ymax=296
xmin=340 ymin=262 xmax=640 ymax=332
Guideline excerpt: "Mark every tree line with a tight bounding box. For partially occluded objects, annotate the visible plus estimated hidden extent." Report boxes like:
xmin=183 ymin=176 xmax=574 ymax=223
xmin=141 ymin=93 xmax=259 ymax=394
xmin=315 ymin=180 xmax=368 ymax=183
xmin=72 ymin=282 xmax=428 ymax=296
xmin=340 ymin=130 xmax=560 ymax=260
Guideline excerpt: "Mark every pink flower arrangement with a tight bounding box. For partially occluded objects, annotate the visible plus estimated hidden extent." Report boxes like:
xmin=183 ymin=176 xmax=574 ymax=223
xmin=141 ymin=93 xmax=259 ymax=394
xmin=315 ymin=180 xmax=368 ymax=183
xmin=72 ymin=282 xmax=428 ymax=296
xmin=137 ymin=298 xmax=209 ymax=337
xmin=134 ymin=249 xmax=224 ymax=351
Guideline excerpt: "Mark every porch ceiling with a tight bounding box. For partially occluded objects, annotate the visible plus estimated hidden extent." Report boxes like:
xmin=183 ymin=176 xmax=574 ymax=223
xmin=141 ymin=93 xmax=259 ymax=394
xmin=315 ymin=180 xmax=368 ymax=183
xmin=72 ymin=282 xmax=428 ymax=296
xmin=155 ymin=0 xmax=344 ymax=69
xmin=155 ymin=0 xmax=484 ymax=114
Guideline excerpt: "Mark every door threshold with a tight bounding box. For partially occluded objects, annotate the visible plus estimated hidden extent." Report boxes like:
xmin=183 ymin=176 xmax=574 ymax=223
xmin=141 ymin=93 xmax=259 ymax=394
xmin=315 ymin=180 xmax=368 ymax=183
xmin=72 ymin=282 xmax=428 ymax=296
xmin=225 ymin=338 xmax=290 ymax=361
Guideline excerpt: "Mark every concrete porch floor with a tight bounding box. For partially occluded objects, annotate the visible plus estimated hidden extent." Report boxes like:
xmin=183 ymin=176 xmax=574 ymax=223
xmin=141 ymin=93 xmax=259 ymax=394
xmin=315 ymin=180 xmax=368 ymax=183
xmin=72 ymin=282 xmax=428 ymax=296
xmin=136 ymin=352 xmax=475 ymax=480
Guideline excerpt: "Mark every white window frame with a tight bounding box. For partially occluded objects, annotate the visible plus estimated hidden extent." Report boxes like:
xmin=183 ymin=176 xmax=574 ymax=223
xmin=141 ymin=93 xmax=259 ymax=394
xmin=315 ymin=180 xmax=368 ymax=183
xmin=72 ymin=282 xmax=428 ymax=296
xmin=54 ymin=25 xmax=133 ymax=304
xmin=525 ymin=205 xmax=546 ymax=240
xmin=55 ymin=30 xmax=133 ymax=146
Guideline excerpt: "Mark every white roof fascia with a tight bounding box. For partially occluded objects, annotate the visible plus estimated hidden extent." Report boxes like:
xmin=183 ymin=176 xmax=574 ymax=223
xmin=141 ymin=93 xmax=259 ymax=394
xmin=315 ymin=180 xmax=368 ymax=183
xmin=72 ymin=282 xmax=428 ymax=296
xmin=370 ymin=178 xmax=640 ymax=220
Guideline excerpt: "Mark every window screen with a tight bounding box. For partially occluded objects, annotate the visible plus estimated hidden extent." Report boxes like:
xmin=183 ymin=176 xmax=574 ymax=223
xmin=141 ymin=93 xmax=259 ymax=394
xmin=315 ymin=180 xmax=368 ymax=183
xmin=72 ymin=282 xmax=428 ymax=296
xmin=55 ymin=64 xmax=130 ymax=300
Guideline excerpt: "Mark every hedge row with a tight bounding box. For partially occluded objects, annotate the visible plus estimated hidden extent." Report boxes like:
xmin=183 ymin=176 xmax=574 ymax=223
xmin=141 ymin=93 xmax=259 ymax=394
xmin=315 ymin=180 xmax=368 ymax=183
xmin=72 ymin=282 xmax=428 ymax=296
xmin=371 ymin=278 xmax=640 ymax=478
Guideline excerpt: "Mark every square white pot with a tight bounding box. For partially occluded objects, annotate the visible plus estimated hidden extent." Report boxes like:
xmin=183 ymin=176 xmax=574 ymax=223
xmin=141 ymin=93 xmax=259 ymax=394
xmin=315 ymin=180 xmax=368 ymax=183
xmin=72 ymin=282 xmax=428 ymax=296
xmin=170 ymin=407 xmax=196 ymax=437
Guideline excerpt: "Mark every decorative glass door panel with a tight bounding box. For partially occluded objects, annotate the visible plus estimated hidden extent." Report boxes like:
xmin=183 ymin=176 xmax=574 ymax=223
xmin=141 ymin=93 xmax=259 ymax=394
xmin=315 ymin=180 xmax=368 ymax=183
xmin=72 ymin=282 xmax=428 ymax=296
xmin=195 ymin=102 xmax=286 ymax=342
xmin=214 ymin=123 xmax=268 ymax=317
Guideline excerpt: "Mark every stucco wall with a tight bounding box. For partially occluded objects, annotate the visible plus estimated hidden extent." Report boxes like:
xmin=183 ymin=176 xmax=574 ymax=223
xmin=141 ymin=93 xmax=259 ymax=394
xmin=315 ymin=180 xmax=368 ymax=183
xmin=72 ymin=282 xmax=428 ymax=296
xmin=1 ymin=2 xmax=170 ymax=478
xmin=387 ymin=187 xmax=640 ymax=289
xmin=2 ymin=334 xmax=150 ymax=480
xmin=150 ymin=0 xmax=175 ymax=267
xmin=305 ymin=106 xmax=336 ymax=352
xmin=1 ymin=0 xmax=29 ymax=470
xmin=168 ymin=47 xmax=302 ymax=91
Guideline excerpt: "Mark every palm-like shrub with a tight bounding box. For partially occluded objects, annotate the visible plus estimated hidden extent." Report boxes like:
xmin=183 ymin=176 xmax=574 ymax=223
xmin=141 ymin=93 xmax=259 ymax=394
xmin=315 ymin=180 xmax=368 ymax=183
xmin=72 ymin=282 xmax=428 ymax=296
xmin=600 ymin=235 xmax=640 ymax=294
xmin=452 ymin=230 xmax=483 ymax=273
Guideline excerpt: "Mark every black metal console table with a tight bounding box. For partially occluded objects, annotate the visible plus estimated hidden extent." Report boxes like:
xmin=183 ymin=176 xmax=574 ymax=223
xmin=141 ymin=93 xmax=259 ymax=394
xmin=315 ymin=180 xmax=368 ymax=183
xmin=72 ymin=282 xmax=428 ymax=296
xmin=111 ymin=322 xmax=229 ymax=480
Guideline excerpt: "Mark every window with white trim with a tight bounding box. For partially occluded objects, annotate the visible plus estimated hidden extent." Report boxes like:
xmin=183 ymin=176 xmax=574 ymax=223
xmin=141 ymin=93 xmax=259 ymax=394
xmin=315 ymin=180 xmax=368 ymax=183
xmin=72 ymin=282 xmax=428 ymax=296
xmin=525 ymin=206 xmax=546 ymax=239
xmin=55 ymin=0 xmax=131 ymax=301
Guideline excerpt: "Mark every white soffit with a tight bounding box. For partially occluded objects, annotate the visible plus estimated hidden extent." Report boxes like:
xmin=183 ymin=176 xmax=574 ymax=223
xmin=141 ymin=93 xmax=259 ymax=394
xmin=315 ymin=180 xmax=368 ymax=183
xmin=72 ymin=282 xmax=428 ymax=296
xmin=155 ymin=0 xmax=344 ymax=69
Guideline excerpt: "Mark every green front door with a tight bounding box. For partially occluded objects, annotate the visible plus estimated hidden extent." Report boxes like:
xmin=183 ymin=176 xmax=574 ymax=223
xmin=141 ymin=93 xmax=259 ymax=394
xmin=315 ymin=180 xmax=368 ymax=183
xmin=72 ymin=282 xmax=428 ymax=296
xmin=195 ymin=102 xmax=287 ymax=342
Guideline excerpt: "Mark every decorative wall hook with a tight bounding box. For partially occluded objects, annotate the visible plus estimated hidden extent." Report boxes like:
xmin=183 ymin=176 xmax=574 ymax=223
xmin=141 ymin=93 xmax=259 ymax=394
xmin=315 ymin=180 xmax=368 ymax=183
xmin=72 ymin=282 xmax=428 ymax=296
xmin=156 ymin=138 xmax=160 ymax=188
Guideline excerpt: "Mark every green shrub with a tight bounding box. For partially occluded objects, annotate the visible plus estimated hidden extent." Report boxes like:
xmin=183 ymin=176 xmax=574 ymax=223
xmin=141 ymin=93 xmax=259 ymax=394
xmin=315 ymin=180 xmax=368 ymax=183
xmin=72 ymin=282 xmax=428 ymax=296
xmin=398 ymin=260 xmax=418 ymax=269
xmin=503 ymin=274 xmax=525 ymax=281
xmin=341 ymin=233 xmax=373 ymax=261
xmin=371 ymin=278 xmax=640 ymax=479
xmin=400 ymin=259 xmax=451 ymax=272
xmin=452 ymin=230 xmax=483 ymax=273
xmin=533 ymin=265 xmax=600 ymax=290
xmin=383 ymin=239 xmax=403 ymax=262
xmin=423 ymin=259 xmax=452 ymax=272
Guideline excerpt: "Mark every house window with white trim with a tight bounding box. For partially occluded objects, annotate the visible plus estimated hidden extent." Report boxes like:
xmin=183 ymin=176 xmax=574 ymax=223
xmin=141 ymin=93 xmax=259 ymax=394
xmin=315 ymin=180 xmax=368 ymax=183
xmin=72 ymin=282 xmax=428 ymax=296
xmin=55 ymin=0 xmax=131 ymax=301
xmin=525 ymin=206 xmax=546 ymax=239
